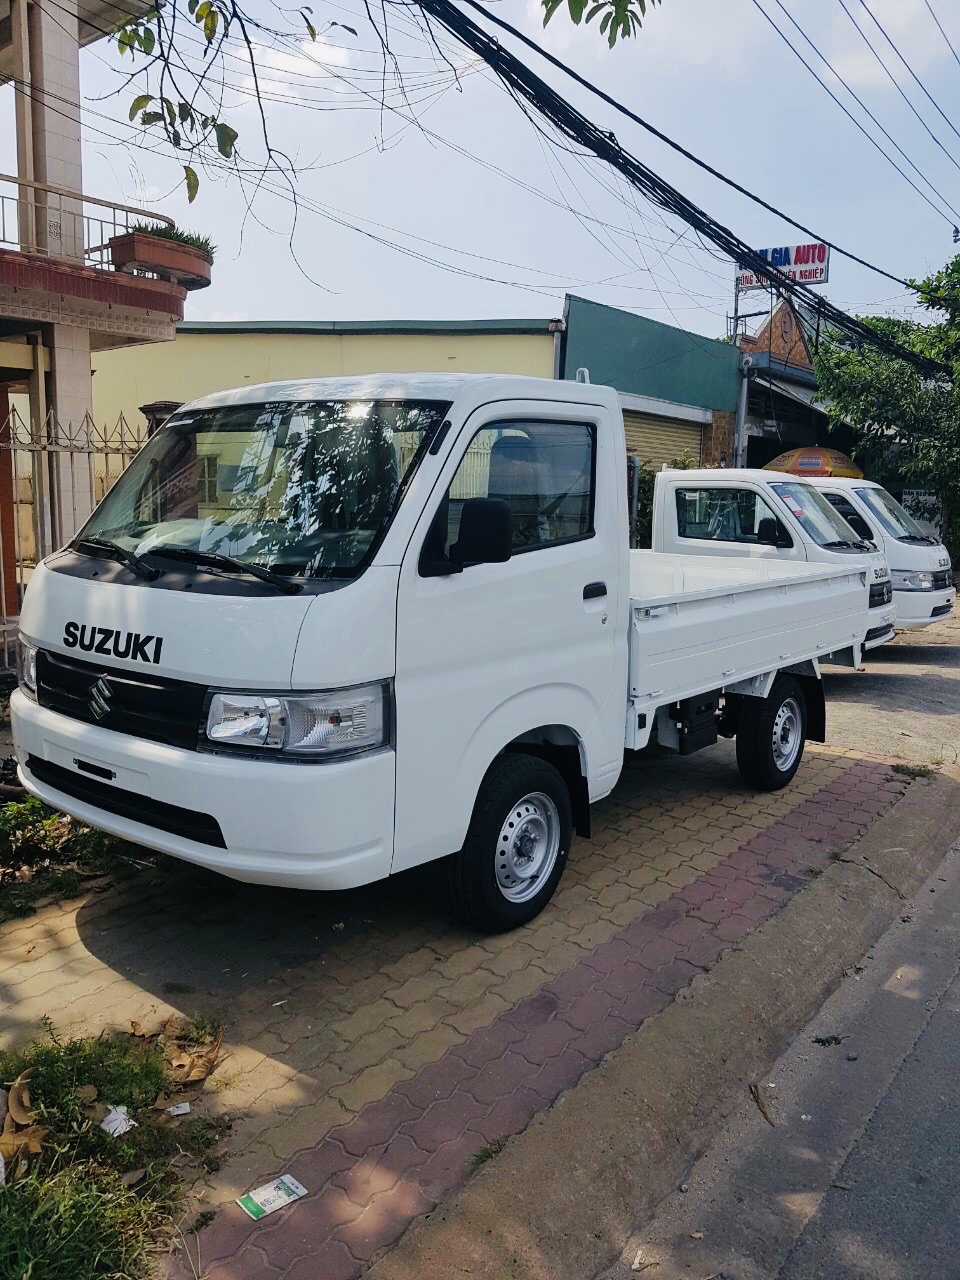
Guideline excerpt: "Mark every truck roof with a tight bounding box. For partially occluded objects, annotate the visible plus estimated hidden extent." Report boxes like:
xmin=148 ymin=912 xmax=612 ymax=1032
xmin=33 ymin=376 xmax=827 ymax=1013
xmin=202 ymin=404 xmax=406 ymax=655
xmin=659 ymin=467 xmax=821 ymax=486
xmin=180 ymin=373 xmax=623 ymax=414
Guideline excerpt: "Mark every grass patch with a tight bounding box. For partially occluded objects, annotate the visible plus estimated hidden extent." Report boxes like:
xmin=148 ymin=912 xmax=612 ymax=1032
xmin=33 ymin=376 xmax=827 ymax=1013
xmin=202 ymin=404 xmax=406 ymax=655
xmin=470 ymin=1137 xmax=507 ymax=1172
xmin=891 ymin=763 xmax=936 ymax=780
xmin=0 ymin=1018 xmax=228 ymax=1280
xmin=0 ymin=796 xmax=157 ymax=924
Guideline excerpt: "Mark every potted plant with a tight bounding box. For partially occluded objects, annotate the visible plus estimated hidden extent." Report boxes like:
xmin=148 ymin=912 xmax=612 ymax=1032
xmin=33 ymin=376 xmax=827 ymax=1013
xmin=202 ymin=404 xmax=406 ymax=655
xmin=109 ymin=222 xmax=215 ymax=290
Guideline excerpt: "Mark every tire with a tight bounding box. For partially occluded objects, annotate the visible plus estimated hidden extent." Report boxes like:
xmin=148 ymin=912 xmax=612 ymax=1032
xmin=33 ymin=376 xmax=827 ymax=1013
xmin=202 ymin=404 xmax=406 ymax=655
xmin=448 ymin=752 xmax=573 ymax=932
xmin=735 ymin=676 xmax=808 ymax=792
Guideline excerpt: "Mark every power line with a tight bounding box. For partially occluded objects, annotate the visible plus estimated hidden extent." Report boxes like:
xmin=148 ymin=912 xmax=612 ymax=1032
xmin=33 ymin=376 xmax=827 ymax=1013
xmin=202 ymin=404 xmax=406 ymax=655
xmin=750 ymin=0 xmax=960 ymax=225
xmin=850 ymin=0 xmax=960 ymax=147
xmin=923 ymin=0 xmax=960 ymax=71
xmin=410 ymin=0 xmax=946 ymax=374
xmin=454 ymin=0 xmax=924 ymax=288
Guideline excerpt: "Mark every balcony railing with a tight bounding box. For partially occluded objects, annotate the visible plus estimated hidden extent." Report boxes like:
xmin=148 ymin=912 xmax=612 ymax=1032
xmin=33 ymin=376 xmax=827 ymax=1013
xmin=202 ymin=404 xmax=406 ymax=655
xmin=0 ymin=173 xmax=174 ymax=270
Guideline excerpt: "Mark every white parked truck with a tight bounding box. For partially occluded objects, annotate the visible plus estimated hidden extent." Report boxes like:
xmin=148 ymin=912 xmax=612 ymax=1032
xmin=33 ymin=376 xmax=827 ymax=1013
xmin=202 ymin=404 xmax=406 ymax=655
xmin=12 ymin=375 xmax=874 ymax=930
xmin=803 ymin=478 xmax=955 ymax=632
xmin=651 ymin=467 xmax=896 ymax=651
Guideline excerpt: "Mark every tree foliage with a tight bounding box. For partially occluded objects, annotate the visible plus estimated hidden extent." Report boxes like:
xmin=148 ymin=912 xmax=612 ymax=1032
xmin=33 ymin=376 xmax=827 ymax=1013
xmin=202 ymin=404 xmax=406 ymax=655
xmin=541 ymin=0 xmax=662 ymax=48
xmin=814 ymin=254 xmax=960 ymax=559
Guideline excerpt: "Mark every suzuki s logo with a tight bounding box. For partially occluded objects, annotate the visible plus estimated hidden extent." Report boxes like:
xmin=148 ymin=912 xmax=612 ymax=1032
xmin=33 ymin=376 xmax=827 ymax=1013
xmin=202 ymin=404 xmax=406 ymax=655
xmin=88 ymin=677 xmax=113 ymax=721
xmin=63 ymin=622 xmax=163 ymax=666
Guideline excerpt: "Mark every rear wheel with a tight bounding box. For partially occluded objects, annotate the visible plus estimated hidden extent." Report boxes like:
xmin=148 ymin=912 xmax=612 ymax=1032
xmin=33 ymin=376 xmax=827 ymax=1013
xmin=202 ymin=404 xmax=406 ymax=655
xmin=448 ymin=753 xmax=572 ymax=932
xmin=736 ymin=676 xmax=807 ymax=791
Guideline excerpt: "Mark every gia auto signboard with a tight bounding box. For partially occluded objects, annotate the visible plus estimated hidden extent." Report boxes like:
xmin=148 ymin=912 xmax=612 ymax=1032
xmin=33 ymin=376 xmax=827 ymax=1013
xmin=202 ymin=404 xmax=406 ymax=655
xmin=736 ymin=242 xmax=830 ymax=291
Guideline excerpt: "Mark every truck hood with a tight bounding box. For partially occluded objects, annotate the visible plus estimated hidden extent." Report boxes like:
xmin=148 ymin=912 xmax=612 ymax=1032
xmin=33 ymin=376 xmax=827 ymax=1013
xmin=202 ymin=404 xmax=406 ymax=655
xmin=882 ymin=540 xmax=951 ymax=573
xmin=19 ymin=560 xmax=316 ymax=686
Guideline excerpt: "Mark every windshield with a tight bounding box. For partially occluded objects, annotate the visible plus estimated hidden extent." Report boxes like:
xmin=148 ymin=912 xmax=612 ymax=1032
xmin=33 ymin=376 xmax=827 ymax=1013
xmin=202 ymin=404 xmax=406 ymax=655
xmin=769 ymin=480 xmax=869 ymax=549
xmin=77 ymin=399 xmax=450 ymax=579
xmin=854 ymin=486 xmax=934 ymax=542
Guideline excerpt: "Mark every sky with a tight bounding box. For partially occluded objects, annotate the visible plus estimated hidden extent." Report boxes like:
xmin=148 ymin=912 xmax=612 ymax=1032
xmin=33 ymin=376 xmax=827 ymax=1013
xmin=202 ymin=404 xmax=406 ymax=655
xmin=5 ymin=0 xmax=960 ymax=337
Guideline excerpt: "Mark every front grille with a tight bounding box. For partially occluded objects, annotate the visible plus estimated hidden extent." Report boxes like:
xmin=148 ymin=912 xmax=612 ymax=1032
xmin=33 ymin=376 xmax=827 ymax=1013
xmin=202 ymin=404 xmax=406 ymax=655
xmin=932 ymin=602 xmax=953 ymax=618
xmin=26 ymin=755 xmax=226 ymax=848
xmin=869 ymin=581 xmax=893 ymax=608
xmin=865 ymin=624 xmax=893 ymax=643
xmin=36 ymin=649 xmax=206 ymax=750
xmin=932 ymin=570 xmax=952 ymax=590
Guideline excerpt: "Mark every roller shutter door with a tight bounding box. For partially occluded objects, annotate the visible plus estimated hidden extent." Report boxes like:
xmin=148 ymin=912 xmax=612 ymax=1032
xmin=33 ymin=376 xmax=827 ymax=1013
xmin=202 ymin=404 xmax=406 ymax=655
xmin=622 ymin=411 xmax=702 ymax=467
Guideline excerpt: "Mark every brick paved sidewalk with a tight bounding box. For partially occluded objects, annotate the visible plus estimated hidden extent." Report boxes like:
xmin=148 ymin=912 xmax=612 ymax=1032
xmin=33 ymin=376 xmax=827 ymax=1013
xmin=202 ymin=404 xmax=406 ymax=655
xmin=0 ymin=743 xmax=911 ymax=1280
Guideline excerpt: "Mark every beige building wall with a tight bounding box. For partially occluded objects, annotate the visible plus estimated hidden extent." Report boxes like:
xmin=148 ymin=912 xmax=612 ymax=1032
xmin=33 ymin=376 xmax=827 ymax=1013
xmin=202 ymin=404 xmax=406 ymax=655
xmin=92 ymin=330 xmax=557 ymax=428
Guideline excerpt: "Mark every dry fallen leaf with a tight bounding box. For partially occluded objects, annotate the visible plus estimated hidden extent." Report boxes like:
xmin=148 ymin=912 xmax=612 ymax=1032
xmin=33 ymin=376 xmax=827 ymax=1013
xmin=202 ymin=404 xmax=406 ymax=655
xmin=689 ymin=1231 xmax=704 ymax=1240
xmin=83 ymin=1102 xmax=110 ymax=1124
xmin=2 ymin=1111 xmax=15 ymax=1138
xmin=749 ymin=1082 xmax=775 ymax=1127
xmin=120 ymin=1168 xmax=146 ymax=1187
xmin=8 ymin=1070 xmax=36 ymax=1126
xmin=0 ymin=1124 xmax=46 ymax=1160
xmin=170 ymin=1036 xmax=222 ymax=1085
xmin=75 ymin=1085 xmax=98 ymax=1104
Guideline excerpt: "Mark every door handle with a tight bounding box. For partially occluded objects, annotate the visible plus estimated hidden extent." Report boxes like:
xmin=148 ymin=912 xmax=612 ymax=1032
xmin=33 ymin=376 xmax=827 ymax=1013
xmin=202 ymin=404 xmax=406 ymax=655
xmin=583 ymin=581 xmax=607 ymax=600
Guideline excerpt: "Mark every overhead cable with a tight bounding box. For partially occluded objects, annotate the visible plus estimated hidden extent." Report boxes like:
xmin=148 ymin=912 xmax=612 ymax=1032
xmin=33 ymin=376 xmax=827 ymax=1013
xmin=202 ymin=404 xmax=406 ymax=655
xmin=410 ymin=0 xmax=947 ymax=374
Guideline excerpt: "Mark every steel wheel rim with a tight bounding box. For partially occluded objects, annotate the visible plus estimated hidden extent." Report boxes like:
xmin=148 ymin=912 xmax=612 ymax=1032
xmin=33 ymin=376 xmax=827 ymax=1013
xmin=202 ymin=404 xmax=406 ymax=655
xmin=772 ymin=696 xmax=802 ymax=771
xmin=495 ymin=791 xmax=561 ymax=903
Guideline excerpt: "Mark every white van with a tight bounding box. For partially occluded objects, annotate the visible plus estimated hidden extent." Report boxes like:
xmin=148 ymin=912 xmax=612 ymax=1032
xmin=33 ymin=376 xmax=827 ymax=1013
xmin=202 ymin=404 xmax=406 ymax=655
xmin=651 ymin=468 xmax=896 ymax=651
xmin=10 ymin=375 xmax=874 ymax=930
xmin=810 ymin=479 xmax=955 ymax=631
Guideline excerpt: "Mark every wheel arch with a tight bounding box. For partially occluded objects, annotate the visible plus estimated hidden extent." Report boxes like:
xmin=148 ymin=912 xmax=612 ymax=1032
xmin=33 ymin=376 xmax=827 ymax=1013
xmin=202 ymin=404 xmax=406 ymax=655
xmin=503 ymin=724 xmax=591 ymax=838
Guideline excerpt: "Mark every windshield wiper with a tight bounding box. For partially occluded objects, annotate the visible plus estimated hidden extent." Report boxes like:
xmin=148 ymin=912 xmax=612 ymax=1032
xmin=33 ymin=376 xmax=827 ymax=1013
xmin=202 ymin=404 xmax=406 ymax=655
xmin=822 ymin=539 xmax=858 ymax=550
xmin=148 ymin=546 xmax=302 ymax=595
xmin=72 ymin=535 xmax=161 ymax=581
xmin=897 ymin=533 xmax=936 ymax=545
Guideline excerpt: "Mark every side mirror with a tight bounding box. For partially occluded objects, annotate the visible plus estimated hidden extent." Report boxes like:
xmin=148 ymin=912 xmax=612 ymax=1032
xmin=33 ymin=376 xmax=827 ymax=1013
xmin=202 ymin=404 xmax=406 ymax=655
xmin=451 ymin=498 xmax=512 ymax=567
xmin=757 ymin=517 xmax=792 ymax=549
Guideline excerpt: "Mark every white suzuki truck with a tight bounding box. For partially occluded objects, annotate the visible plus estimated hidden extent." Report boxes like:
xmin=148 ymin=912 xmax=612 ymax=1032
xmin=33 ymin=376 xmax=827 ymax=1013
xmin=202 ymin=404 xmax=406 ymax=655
xmin=12 ymin=375 xmax=873 ymax=931
xmin=805 ymin=478 xmax=955 ymax=632
xmin=651 ymin=467 xmax=896 ymax=651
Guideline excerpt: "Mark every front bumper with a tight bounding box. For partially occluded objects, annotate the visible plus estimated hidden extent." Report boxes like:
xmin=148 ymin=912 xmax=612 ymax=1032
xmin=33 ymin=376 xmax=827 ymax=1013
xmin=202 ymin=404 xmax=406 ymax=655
xmin=863 ymin=601 xmax=897 ymax=650
xmin=11 ymin=691 xmax=395 ymax=890
xmin=894 ymin=586 xmax=956 ymax=630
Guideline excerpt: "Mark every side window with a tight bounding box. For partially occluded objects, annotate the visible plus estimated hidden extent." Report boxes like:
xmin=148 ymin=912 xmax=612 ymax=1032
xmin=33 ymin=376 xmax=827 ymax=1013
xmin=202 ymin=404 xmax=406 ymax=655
xmin=675 ymin=488 xmax=787 ymax=544
xmin=424 ymin=420 xmax=595 ymax=567
xmin=824 ymin=493 xmax=874 ymax=541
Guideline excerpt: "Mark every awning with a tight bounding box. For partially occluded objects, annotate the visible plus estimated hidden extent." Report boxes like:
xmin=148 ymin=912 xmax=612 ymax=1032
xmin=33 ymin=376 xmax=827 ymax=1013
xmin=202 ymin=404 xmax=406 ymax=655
xmin=752 ymin=374 xmax=826 ymax=412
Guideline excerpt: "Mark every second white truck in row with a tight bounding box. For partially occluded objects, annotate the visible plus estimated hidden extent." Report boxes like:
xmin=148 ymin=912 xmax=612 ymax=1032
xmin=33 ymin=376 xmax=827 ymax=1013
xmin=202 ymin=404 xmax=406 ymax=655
xmin=13 ymin=374 xmax=876 ymax=930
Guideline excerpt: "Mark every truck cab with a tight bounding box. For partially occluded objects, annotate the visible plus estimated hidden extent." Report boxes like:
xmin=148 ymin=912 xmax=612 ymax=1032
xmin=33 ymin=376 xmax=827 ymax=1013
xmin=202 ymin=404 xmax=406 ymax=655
xmin=651 ymin=468 xmax=895 ymax=650
xmin=807 ymin=478 xmax=955 ymax=632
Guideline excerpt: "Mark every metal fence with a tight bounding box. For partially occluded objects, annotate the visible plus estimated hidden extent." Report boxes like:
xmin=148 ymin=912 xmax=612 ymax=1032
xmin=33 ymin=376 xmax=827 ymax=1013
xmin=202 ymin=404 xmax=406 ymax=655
xmin=0 ymin=172 xmax=174 ymax=269
xmin=0 ymin=408 xmax=145 ymax=670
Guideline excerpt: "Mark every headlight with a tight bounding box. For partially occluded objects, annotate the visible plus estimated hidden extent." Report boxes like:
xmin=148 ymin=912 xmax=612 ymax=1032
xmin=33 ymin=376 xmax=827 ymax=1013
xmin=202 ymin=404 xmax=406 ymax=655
xmin=16 ymin=637 xmax=37 ymax=699
xmin=890 ymin=569 xmax=935 ymax=591
xmin=204 ymin=683 xmax=388 ymax=759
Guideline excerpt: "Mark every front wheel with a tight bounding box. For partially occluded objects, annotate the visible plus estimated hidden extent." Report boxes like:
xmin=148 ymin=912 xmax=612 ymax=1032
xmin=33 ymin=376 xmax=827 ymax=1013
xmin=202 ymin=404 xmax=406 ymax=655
xmin=736 ymin=676 xmax=808 ymax=791
xmin=448 ymin=753 xmax=573 ymax=932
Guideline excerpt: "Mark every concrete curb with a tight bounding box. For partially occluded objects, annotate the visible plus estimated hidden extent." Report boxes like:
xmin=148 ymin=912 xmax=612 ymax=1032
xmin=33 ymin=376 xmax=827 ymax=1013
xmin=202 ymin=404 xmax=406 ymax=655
xmin=368 ymin=768 xmax=960 ymax=1280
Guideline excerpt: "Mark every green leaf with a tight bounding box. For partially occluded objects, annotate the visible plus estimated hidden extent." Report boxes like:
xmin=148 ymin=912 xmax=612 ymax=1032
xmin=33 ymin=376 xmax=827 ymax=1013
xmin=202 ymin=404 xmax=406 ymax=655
xmin=215 ymin=121 xmax=238 ymax=159
xmin=117 ymin=28 xmax=133 ymax=55
xmin=567 ymin=0 xmax=587 ymax=23
xmin=129 ymin=93 xmax=153 ymax=121
xmin=203 ymin=8 xmax=218 ymax=42
xmin=195 ymin=1 xmax=211 ymax=20
xmin=178 ymin=101 xmax=194 ymax=126
xmin=162 ymin=97 xmax=177 ymax=127
xmin=336 ymin=22 xmax=357 ymax=35
xmin=188 ymin=0 xmax=198 ymax=12
xmin=141 ymin=26 xmax=155 ymax=54
xmin=184 ymin=166 xmax=199 ymax=203
xmin=140 ymin=111 xmax=164 ymax=126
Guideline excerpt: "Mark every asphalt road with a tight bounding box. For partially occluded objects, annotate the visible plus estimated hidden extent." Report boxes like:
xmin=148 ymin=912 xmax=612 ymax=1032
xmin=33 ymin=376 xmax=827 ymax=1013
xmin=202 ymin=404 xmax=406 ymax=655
xmin=602 ymin=834 xmax=960 ymax=1280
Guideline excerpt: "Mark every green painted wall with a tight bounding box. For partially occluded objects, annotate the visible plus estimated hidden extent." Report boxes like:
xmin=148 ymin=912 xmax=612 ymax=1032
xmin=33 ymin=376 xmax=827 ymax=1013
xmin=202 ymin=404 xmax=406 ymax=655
xmin=562 ymin=295 xmax=739 ymax=413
